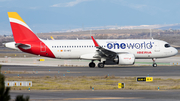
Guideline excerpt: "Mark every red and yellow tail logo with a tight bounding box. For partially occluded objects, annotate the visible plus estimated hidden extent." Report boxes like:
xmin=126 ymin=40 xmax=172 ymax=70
xmin=7 ymin=12 xmax=55 ymax=58
xmin=8 ymin=12 xmax=39 ymax=42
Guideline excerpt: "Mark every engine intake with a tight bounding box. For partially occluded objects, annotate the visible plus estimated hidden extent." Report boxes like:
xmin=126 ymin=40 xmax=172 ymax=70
xmin=104 ymin=54 xmax=135 ymax=65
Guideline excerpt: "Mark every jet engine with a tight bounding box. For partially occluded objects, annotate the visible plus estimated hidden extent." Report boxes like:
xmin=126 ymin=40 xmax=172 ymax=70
xmin=105 ymin=54 xmax=135 ymax=65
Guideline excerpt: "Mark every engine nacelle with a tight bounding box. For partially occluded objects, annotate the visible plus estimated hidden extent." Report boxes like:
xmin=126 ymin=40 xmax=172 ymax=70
xmin=105 ymin=54 xmax=135 ymax=65
xmin=116 ymin=54 xmax=135 ymax=65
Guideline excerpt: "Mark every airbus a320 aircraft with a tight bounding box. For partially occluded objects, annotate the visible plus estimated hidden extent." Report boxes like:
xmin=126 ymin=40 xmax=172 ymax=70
xmin=4 ymin=12 xmax=178 ymax=68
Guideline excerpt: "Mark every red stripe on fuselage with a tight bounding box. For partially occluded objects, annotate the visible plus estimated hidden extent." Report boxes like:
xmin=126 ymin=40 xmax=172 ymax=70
xmin=10 ymin=22 xmax=55 ymax=58
xmin=18 ymin=41 xmax=55 ymax=58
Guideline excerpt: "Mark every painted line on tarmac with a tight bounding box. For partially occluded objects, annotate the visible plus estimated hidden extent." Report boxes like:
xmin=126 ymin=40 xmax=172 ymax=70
xmin=29 ymin=97 xmax=142 ymax=100
xmin=64 ymin=97 xmax=142 ymax=100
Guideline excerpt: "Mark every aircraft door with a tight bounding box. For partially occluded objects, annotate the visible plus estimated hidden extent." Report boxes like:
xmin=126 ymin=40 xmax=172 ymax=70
xmin=40 ymin=42 xmax=46 ymax=52
xmin=154 ymin=42 xmax=160 ymax=52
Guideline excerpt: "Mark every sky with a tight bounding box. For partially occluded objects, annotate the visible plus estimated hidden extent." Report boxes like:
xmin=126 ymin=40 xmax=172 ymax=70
xmin=1 ymin=0 xmax=180 ymax=35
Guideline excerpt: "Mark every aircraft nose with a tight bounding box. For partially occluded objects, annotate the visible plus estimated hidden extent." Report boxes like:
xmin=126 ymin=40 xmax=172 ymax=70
xmin=173 ymin=48 xmax=178 ymax=55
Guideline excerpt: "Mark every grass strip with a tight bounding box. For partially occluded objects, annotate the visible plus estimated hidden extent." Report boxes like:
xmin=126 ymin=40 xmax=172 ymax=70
xmin=5 ymin=76 xmax=180 ymax=90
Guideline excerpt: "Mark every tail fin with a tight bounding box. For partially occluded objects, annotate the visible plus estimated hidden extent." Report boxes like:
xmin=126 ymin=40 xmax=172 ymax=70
xmin=8 ymin=12 xmax=39 ymax=42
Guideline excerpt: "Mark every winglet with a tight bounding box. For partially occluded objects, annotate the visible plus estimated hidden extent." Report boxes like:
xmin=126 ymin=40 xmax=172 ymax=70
xmin=91 ymin=36 xmax=100 ymax=47
xmin=50 ymin=36 xmax=54 ymax=40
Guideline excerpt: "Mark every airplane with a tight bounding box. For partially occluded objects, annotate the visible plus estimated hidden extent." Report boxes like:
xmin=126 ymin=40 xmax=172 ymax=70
xmin=4 ymin=12 xmax=178 ymax=68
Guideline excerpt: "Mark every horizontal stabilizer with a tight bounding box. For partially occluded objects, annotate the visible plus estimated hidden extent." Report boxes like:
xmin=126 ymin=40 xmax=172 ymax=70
xmin=15 ymin=43 xmax=31 ymax=50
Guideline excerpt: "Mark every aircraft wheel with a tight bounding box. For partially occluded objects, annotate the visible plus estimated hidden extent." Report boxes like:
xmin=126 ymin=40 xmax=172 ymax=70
xmin=89 ymin=62 xmax=95 ymax=68
xmin=98 ymin=63 xmax=104 ymax=68
xmin=153 ymin=63 xmax=157 ymax=67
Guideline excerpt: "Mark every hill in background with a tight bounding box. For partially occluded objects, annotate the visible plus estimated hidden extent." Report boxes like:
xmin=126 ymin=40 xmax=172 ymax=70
xmin=37 ymin=29 xmax=180 ymax=46
xmin=1 ymin=29 xmax=180 ymax=47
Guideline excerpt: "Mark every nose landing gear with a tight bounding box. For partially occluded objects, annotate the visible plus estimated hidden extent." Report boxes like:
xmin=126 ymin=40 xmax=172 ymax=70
xmin=152 ymin=58 xmax=157 ymax=67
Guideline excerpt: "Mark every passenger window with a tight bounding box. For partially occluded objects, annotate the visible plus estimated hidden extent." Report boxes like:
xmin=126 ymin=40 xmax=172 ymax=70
xmin=165 ymin=44 xmax=170 ymax=48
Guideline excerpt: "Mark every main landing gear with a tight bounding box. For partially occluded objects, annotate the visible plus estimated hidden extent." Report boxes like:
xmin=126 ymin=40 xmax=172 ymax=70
xmin=98 ymin=62 xmax=104 ymax=68
xmin=152 ymin=58 xmax=157 ymax=67
xmin=89 ymin=61 xmax=105 ymax=68
xmin=89 ymin=61 xmax=95 ymax=68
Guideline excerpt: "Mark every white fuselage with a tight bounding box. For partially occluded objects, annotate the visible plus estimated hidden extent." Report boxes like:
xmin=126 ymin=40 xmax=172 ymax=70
xmin=41 ymin=39 xmax=178 ymax=60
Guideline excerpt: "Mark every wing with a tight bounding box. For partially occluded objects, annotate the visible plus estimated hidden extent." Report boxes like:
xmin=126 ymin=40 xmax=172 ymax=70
xmin=91 ymin=36 xmax=127 ymax=59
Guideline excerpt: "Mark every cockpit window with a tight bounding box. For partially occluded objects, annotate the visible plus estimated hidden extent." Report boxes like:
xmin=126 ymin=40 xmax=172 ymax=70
xmin=165 ymin=44 xmax=171 ymax=48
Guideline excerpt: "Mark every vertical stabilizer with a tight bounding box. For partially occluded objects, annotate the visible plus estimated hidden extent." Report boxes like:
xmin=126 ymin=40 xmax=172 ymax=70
xmin=8 ymin=12 xmax=39 ymax=42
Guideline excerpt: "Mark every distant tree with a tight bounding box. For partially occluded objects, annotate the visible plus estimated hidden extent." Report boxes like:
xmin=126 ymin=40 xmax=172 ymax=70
xmin=15 ymin=95 xmax=29 ymax=101
xmin=0 ymin=66 xmax=30 ymax=101
xmin=0 ymin=73 xmax=11 ymax=101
